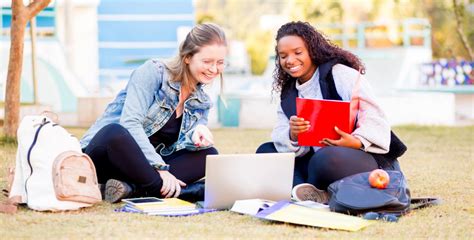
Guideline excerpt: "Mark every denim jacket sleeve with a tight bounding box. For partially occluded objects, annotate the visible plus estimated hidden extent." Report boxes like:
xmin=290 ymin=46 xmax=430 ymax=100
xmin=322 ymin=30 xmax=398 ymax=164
xmin=119 ymin=60 xmax=166 ymax=167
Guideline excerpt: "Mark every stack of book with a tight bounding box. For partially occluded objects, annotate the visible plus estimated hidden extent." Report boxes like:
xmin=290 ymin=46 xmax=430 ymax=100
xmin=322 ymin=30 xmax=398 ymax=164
xmin=120 ymin=197 xmax=199 ymax=216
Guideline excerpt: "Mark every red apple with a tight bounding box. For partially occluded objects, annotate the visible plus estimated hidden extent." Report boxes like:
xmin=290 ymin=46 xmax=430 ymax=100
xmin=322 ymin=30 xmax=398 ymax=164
xmin=368 ymin=169 xmax=390 ymax=189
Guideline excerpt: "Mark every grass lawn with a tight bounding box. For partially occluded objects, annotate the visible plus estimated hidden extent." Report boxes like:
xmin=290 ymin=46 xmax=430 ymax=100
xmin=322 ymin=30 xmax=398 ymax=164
xmin=0 ymin=126 xmax=473 ymax=239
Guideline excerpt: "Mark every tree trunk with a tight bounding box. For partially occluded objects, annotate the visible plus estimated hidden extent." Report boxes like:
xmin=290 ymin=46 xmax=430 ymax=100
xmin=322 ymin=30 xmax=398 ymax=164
xmin=453 ymin=0 xmax=474 ymax=61
xmin=4 ymin=2 xmax=28 ymax=138
xmin=3 ymin=0 xmax=51 ymax=138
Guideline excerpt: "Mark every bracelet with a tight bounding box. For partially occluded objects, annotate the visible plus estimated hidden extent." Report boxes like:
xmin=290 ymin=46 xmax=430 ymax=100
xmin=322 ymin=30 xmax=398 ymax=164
xmin=151 ymin=163 xmax=170 ymax=171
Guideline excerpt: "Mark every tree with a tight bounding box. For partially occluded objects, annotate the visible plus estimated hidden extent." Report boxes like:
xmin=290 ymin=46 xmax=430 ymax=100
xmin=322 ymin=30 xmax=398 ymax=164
xmin=452 ymin=0 xmax=473 ymax=61
xmin=246 ymin=30 xmax=273 ymax=75
xmin=195 ymin=0 xmax=284 ymax=40
xmin=3 ymin=0 xmax=51 ymax=138
xmin=289 ymin=0 xmax=344 ymax=23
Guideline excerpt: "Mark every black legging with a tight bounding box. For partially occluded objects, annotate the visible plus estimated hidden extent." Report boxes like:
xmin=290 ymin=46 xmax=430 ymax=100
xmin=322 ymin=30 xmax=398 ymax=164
xmin=83 ymin=123 xmax=217 ymax=197
xmin=256 ymin=142 xmax=400 ymax=190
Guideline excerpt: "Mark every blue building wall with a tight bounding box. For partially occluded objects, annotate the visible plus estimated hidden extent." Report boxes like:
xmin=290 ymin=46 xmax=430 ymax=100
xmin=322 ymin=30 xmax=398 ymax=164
xmin=97 ymin=0 xmax=195 ymax=85
xmin=1 ymin=6 xmax=55 ymax=30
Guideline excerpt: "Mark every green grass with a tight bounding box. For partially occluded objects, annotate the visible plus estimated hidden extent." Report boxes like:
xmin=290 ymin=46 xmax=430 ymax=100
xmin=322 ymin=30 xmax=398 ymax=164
xmin=1 ymin=126 xmax=473 ymax=239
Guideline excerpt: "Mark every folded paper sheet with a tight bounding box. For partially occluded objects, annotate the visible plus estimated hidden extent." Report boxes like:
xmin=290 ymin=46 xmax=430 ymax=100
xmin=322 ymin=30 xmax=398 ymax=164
xmin=255 ymin=201 xmax=373 ymax=231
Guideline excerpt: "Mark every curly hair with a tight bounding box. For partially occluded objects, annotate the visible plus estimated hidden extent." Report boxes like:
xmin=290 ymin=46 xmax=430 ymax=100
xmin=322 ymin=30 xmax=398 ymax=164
xmin=273 ymin=21 xmax=365 ymax=95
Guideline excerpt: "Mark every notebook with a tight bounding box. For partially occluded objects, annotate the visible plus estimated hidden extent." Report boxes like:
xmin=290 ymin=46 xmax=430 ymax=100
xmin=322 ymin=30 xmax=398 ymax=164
xmin=296 ymin=71 xmax=362 ymax=147
xmin=255 ymin=201 xmax=373 ymax=231
xmin=202 ymin=153 xmax=295 ymax=210
xmin=296 ymin=97 xmax=359 ymax=147
xmin=296 ymin=97 xmax=352 ymax=146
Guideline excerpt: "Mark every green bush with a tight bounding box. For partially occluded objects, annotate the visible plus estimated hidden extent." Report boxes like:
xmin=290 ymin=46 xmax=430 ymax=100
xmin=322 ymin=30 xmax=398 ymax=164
xmin=246 ymin=30 xmax=273 ymax=75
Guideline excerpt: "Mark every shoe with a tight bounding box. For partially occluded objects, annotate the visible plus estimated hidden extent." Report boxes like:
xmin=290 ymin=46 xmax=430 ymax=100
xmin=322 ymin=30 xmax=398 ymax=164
xmin=104 ymin=179 xmax=133 ymax=203
xmin=178 ymin=179 xmax=205 ymax=203
xmin=292 ymin=183 xmax=329 ymax=204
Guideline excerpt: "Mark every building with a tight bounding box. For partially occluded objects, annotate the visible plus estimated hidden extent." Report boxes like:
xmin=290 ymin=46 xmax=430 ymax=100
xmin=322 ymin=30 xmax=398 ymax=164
xmin=0 ymin=0 xmax=195 ymax=125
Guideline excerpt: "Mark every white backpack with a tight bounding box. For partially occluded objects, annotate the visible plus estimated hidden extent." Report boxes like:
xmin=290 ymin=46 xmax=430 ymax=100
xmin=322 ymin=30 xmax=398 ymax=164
xmin=6 ymin=115 xmax=101 ymax=212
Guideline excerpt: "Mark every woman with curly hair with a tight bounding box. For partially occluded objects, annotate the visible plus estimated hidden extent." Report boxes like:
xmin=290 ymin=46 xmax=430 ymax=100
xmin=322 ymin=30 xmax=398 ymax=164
xmin=256 ymin=21 xmax=406 ymax=203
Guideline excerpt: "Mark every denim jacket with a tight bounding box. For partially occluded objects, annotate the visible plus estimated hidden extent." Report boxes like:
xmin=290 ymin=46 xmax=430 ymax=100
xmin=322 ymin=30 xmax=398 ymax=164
xmin=80 ymin=59 xmax=212 ymax=168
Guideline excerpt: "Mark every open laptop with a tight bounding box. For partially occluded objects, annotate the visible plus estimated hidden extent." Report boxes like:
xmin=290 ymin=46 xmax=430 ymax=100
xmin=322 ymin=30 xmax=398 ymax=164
xmin=202 ymin=153 xmax=295 ymax=210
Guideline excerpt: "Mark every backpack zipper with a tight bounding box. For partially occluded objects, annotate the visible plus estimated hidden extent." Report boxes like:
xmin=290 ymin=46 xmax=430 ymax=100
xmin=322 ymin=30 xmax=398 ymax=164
xmin=24 ymin=118 xmax=50 ymax=197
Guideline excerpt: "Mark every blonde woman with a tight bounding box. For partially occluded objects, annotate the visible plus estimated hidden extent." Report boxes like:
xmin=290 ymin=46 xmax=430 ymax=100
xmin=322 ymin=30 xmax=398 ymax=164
xmin=80 ymin=23 xmax=228 ymax=203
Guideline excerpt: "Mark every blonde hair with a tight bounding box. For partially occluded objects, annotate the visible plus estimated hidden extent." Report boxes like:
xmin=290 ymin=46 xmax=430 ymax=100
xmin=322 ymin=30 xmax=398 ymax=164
xmin=165 ymin=23 xmax=227 ymax=92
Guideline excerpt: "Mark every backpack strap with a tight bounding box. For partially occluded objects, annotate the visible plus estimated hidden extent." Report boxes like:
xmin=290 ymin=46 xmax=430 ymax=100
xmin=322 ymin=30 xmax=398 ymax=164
xmin=362 ymin=197 xmax=442 ymax=221
xmin=0 ymin=167 xmax=21 ymax=214
xmin=2 ymin=167 xmax=15 ymax=197
xmin=0 ymin=196 xmax=21 ymax=214
xmin=409 ymin=197 xmax=442 ymax=211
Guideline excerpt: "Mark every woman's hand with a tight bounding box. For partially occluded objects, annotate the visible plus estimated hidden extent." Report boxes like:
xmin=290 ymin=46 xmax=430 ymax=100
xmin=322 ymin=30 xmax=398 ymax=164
xmin=289 ymin=116 xmax=310 ymax=141
xmin=320 ymin=126 xmax=362 ymax=149
xmin=192 ymin=124 xmax=214 ymax=147
xmin=157 ymin=170 xmax=187 ymax=198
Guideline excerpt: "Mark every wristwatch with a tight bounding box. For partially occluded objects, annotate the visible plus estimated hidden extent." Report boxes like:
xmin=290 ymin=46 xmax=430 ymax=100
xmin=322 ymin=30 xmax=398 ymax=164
xmin=151 ymin=163 xmax=170 ymax=171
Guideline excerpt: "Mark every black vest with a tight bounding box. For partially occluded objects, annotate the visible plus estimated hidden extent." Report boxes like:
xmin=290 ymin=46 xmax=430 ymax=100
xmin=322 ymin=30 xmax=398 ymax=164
xmin=280 ymin=60 xmax=407 ymax=168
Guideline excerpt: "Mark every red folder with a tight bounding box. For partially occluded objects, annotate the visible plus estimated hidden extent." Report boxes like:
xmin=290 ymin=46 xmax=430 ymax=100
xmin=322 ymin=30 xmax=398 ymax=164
xmin=296 ymin=97 xmax=357 ymax=147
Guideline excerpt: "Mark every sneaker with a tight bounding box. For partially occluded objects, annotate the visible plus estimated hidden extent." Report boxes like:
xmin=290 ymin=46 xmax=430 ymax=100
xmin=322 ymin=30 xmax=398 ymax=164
xmin=104 ymin=179 xmax=133 ymax=203
xmin=292 ymin=183 xmax=329 ymax=204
